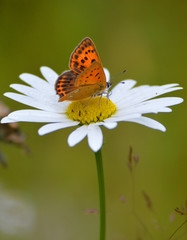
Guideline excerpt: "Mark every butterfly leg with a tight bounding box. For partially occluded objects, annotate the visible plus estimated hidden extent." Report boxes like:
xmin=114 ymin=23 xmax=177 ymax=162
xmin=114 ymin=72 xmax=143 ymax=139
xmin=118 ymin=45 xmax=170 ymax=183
xmin=106 ymin=89 xmax=113 ymax=104
xmin=83 ymin=95 xmax=95 ymax=108
xmin=98 ymin=95 xmax=103 ymax=107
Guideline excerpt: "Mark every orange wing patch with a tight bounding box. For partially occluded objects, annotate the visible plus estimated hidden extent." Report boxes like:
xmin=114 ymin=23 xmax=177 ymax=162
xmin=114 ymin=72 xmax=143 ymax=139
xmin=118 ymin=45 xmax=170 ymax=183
xmin=70 ymin=38 xmax=101 ymax=74
xmin=76 ymin=61 xmax=106 ymax=89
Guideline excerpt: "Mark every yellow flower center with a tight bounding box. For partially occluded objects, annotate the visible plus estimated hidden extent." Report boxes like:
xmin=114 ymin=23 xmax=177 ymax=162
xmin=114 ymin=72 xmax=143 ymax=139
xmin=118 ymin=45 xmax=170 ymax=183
xmin=66 ymin=97 xmax=117 ymax=125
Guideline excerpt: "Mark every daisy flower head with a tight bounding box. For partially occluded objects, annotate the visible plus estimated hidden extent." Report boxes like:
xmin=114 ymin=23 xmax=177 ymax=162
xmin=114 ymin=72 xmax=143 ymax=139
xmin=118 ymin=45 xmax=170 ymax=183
xmin=1 ymin=67 xmax=183 ymax=152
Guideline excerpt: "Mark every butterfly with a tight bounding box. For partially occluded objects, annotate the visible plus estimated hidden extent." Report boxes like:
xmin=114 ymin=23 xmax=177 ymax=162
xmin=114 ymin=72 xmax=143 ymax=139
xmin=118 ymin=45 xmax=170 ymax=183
xmin=55 ymin=37 xmax=110 ymax=102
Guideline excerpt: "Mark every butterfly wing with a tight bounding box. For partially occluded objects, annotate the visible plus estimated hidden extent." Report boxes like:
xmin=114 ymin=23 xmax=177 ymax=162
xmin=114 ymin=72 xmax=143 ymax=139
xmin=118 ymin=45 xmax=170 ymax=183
xmin=58 ymin=84 xmax=102 ymax=102
xmin=56 ymin=37 xmax=107 ymax=102
xmin=69 ymin=37 xmax=102 ymax=74
xmin=55 ymin=70 xmax=78 ymax=99
xmin=75 ymin=61 xmax=106 ymax=89
xmin=55 ymin=63 xmax=106 ymax=102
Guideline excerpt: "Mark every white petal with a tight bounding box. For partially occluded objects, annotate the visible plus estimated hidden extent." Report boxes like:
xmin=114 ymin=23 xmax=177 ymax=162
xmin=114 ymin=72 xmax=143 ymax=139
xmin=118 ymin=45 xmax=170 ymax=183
xmin=10 ymin=84 xmax=37 ymax=95
xmin=10 ymin=84 xmax=54 ymax=100
xmin=110 ymin=80 xmax=137 ymax=102
xmin=1 ymin=116 xmax=16 ymax=123
xmin=101 ymin=122 xmax=118 ymax=129
xmin=40 ymin=66 xmax=59 ymax=84
xmin=67 ymin=125 xmax=88 ymax=147
xmin=117 ymin=106 xmax=172 ymax=115
xmin=126 ymin=116 xmax=166 ymax=132
xmin=158 ymin=83 xmax=180 ymax=88
xmin=151 ymin=97 xmax=184 ymax=106
xmin=19 ymin=73 xmax=48 ymax=90
xmin=116 ymin=84 xmax=182 ymax=108
xmin=7 ymin=110 xmax=69 ymax=122
xmin=4 ymin=92 xmax=69 ymax=113
xmin=104 ymin=68 xmax=110 ymax=82
xmin=38 ymin=122 xmax=79 ymax=135
xmin=4 ymin=92 xmax=42 ymax=108
xmin=87 ymin=124 xmax=103 ymax=152
xmin=139 ymin=97 xmax=183 ymax=108
xmin=116 ymin=97 xmax=183 ymax=115
xmin=105 ymin=113 xmax=141 ymax=122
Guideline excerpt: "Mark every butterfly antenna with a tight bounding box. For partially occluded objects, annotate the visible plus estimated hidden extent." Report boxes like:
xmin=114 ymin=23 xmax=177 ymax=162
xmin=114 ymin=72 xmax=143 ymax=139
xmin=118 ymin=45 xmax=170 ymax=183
xmin=110 ymin=69 xmax=126 ymax=81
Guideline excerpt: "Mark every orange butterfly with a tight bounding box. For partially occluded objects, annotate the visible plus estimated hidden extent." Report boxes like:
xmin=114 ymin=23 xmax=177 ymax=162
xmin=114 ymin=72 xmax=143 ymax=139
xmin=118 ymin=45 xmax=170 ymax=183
xmin=55 ymin=37 xmax=109 ymax=102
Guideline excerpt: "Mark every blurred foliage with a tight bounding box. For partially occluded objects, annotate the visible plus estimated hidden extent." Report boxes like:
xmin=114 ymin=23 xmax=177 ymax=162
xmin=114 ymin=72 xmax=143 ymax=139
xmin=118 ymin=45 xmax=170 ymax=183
xmin=0 ymin=0 xmax=186 ymax=239
xmin=0 ymin=101 xmax=29 ymax=167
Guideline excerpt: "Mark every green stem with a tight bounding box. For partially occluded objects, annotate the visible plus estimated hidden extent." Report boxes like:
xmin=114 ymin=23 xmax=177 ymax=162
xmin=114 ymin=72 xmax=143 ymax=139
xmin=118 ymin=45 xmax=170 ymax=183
xmin=95 ymin=148 xmax=106 ymax=240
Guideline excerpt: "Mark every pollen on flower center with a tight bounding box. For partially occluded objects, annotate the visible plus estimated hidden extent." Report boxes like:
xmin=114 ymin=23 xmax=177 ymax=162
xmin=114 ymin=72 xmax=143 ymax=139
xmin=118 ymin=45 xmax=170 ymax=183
xmin=66 ymin=97 xmax=117 ymax=124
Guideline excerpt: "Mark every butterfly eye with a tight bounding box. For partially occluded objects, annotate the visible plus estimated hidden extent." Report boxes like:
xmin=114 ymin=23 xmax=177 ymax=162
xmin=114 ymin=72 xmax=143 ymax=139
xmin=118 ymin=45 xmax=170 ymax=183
xmin=106 ymin=82 xmax=112 ymax=89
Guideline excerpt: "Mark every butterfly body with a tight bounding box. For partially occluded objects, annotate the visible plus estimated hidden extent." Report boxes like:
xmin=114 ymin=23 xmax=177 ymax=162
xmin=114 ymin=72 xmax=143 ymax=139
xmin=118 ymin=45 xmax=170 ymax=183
xmin=55 ymin=38 xmax=107 ymax=102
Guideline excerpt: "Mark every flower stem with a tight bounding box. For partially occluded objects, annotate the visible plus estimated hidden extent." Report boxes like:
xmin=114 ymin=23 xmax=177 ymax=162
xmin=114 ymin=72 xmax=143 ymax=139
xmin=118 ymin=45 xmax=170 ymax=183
xmin=95 ymin=148 xmax=106 ymax=240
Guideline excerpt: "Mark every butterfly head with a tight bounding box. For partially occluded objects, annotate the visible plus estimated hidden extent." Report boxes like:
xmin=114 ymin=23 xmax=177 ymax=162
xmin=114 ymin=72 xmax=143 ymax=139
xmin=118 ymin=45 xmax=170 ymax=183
xmin=106 ymin=81 xmax=112 ymax=90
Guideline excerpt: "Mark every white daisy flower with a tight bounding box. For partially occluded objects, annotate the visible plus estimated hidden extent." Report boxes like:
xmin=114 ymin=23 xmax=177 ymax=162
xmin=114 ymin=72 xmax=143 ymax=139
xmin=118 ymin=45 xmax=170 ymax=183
xmin=1 ymin=67 xmax=183 ymax=152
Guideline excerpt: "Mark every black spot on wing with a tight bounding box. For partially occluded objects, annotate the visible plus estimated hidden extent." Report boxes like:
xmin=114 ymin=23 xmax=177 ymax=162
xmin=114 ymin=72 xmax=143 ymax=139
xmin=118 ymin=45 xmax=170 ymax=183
xmin=74 ymin=61 xmax=78 ymax=67
xmin=80 ymin=65 xmax=85 ymax=71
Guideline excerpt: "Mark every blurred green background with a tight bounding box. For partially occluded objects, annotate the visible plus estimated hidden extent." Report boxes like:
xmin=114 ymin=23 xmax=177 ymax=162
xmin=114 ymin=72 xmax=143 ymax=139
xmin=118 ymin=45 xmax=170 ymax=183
xmin=0 ymin=0 xmax=186 ymax=239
